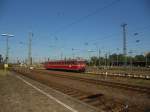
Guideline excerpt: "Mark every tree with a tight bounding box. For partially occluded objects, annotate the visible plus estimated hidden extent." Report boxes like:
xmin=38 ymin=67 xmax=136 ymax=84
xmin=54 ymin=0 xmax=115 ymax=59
xmin=134 ymin=55 xmax=145 ymax=62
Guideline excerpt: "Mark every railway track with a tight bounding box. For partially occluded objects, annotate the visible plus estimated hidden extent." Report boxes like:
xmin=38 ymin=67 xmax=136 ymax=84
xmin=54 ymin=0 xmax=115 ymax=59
xmin=33 ymin=70 xmax=150 ymax=94
xmin=12 ymin=68 xmax=130 ymax=112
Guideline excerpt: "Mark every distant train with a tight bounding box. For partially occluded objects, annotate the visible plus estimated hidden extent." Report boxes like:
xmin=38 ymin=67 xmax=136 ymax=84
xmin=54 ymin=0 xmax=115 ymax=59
xmin=44 ymin=59 xmax=86 ymax=72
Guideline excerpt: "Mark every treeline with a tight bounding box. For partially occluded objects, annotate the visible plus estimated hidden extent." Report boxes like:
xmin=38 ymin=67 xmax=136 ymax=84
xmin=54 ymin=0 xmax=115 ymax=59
xmin=89 ymin=52 xmax=150 ymax=67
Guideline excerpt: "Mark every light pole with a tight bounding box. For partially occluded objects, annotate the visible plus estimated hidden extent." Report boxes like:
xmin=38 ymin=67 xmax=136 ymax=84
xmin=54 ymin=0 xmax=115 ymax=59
xmin=121 ymin=23 xmax=127 ymax=67
xmin=28 ymin=32 xmax=33 ymax=66
xmin=72 ymin=48 xmax=75 ymax=59
xmin=128 ymin=50 xmax=133 ymax=71
xmin=144 ymin=52 xmax=148 ymax=67
xmin=116 ymin=48 xmax=120 ymax=66
xmin=88 ymin=50 xmax=96 ymax=66
xmin=105 ymin=53 xmax=107 ymax=68
xmin=72 ymin=48 xmax=80 ymax=59
xmin=1 ymin=33 xmax=14 ymax=64
xmin=19 ymin=41 xmax=29 ymax=65
xmin=98 ymin=48 xmax=101 ymax=67
xmin=93 ymin=43 xmax=100 ymax=67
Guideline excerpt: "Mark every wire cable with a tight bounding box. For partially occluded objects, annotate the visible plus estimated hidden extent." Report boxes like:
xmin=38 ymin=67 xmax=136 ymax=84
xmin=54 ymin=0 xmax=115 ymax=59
xmin=51 ymin=0 xmax=121 ymax=35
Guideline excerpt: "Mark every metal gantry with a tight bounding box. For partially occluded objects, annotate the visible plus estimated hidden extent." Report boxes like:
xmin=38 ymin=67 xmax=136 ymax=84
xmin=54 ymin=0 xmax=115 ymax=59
xmin=121 ymin=23 xmax=127 ymax=67
xmin=28 ymin=32 xmax=33 ymax=65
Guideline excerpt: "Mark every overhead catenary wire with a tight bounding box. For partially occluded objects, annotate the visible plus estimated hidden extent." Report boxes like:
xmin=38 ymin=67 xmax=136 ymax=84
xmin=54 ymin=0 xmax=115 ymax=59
xmin=45 ymin=0 xmax=150 ymax=58
xmin=92 ymin=24 xmax=150 ymax=43
xmin=85 ymin=24 xmax=150 ymax=55
xmin=50 ymin=0 xmax=121 ymax=36
xmin=48 ymin=0 xmax=150 ymax=44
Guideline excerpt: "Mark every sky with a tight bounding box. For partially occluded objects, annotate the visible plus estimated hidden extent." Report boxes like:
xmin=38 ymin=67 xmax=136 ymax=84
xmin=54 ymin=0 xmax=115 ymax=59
xmin=0 ymin=0 xmax=150 ymax=62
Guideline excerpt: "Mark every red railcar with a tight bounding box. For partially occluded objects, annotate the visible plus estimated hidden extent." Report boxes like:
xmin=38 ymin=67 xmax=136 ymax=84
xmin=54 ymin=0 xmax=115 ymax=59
xmin=44 ymin=59 xmax=86 ymax=72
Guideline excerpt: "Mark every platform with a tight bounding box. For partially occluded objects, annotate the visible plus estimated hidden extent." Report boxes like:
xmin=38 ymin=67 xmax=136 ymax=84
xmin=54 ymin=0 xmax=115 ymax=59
xmin=0 ymin=70 xmax=99 ymax=112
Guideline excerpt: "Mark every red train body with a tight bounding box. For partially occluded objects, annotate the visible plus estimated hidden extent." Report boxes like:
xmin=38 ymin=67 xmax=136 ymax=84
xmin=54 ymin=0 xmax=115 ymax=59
xmin=44 ymin=59 xmax=86 ymax=72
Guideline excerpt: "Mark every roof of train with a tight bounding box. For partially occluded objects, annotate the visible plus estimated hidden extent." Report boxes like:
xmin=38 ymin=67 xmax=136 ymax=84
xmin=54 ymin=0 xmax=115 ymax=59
xmin=46 ymin=59 xmax=86 ymax=63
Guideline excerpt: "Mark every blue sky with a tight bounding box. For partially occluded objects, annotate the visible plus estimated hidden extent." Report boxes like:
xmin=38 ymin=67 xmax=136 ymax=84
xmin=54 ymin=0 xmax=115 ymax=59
xmin=0 ymin=0 xmax=150 ymax=61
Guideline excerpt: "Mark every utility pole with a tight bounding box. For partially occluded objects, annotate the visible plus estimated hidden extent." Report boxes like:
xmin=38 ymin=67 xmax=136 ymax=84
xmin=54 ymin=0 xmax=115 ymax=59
xmin=128 ymin=51 xmax=133 ymax=71
xmin=28 ymin=32 xmax=33 ymax=66
xmin=6 ymin=37 xmax=9 ymax=63
xmin=117 ymin=54 xmax=119 ymax=66
xmin=61 ymin=52 xmax=63 ymax=60
xmin=105 ymin=53 xmax=107 ymax=68
xmin=116 ymin=48 xmax=119 ymax=66
xmin=98 ymin=49 xmax=101 ymax=67
xmin=121 ymin=23 xmax=127 ymax=67
xmin=1 ymin=34 xmax=14 ymax=64
xmin=145 ymin=52 xmax=148 ymax=67
xmin=108 ymin=51 xmax=111 ymax=67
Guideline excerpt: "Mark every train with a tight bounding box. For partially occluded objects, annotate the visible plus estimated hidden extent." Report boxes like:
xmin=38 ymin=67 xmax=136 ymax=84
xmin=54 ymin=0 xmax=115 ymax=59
xmin=44 ymin=59 xmax=86 ymax=72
